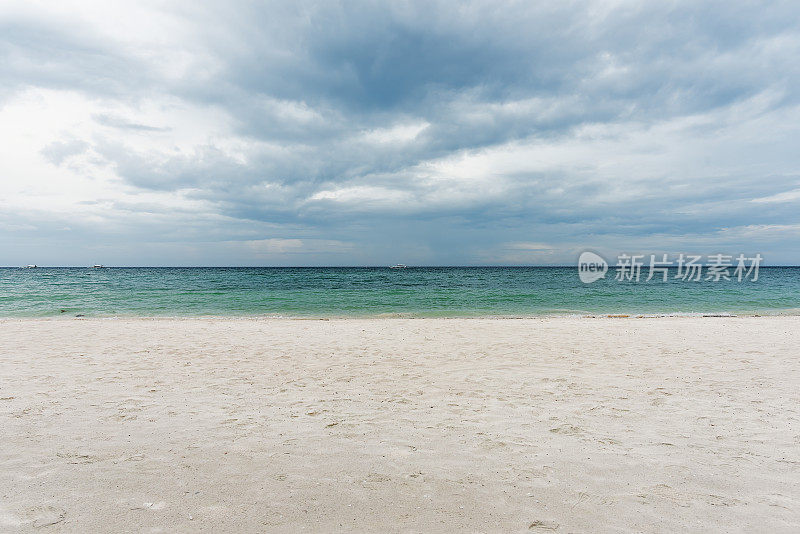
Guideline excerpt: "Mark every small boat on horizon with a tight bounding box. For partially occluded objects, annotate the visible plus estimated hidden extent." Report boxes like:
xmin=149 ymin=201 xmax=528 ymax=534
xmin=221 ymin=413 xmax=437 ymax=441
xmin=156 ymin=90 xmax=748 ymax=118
xmin=91 ymin=264 xmax=105 ymax=268
xmin=23 ymin=264 xmax=37 ymax=269
xmin=390 ymin=264 xmax=408 ymax=269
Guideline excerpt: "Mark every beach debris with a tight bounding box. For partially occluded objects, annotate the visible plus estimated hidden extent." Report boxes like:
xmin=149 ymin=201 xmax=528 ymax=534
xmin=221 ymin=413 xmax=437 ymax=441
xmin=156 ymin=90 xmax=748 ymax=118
xmin=325 ymin=421 xmax=339 ymax=427
xmin=606 ymin=314 xmax=629 ymax=318
xmin=130 ymin=501 xmax=166 ymax=511
xmin=529 ymin=519 xmax=559 ymax=530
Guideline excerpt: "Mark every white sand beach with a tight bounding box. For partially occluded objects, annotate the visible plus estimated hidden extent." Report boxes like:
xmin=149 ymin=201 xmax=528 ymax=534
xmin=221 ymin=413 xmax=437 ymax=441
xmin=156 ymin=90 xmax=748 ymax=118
xmin=1 ymin=316 xmax=799 ymax=533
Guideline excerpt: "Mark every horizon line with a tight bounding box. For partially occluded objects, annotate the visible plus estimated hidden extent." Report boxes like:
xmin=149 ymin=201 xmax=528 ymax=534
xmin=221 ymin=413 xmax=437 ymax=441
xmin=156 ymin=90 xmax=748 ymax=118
xmin=2 ymin=265 xmax=797 ymax=269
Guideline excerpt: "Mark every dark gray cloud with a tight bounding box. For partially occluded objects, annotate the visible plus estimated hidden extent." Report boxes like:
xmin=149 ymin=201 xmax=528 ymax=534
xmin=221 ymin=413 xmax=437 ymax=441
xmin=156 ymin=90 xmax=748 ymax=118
xmin=2 ymin=1 xmax=800 ymax=265
xmin=0 ymin=17 xmax=148 ymax=102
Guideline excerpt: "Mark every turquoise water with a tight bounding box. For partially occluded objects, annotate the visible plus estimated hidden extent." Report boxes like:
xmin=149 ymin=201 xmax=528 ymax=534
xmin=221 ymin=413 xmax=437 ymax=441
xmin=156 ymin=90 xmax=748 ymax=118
xmin=1 ymin=267 xmax=799 ymax=317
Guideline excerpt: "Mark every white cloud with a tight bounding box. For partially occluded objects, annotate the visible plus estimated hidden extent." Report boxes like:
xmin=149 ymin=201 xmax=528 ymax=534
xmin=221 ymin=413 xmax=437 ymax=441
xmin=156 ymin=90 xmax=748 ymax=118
xmin=361 ymin=121 xmax=429 ymax=144
xmin=751 ymin=189 xmax=800 ymax=204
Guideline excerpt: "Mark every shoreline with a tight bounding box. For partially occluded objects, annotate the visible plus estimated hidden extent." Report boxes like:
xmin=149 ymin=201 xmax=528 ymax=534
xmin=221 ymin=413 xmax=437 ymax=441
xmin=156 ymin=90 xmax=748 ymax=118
xmin=2 ymin=310 xmax=800 ymax=321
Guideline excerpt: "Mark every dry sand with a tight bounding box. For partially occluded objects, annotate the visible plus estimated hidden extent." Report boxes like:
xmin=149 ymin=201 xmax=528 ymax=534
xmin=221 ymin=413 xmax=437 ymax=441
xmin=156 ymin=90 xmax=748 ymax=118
xmin=1 ymin=316 xmax=799 ymax=533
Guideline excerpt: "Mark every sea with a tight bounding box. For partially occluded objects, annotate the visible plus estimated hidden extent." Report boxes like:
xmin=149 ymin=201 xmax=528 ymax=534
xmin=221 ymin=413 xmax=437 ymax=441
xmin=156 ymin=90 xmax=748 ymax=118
xmin=1 ymin=266 xmax=799 ymax=318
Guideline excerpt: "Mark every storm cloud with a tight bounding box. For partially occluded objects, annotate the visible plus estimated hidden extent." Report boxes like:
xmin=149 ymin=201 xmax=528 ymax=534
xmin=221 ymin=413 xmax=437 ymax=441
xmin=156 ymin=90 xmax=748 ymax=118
xmin=1 ymin=1 xmax=799 ymax=265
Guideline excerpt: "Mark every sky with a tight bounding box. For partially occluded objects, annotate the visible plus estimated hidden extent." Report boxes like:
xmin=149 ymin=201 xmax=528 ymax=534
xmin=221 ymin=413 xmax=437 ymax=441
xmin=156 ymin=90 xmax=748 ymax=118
xmin=1 ymin=0 xmax=800 ymax=266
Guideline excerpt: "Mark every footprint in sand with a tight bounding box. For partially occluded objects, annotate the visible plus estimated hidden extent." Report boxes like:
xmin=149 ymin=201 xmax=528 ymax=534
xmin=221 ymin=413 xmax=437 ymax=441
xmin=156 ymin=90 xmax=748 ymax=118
xmin=56 ymin=452 xmax=101 ymax=464
xmin=24 ymin=506 xmax=66 ymax=528
xmin=571 ymin=492 xmax=591 ymax=509
xmin=549 ymin=424 xmax=582 ymax=435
